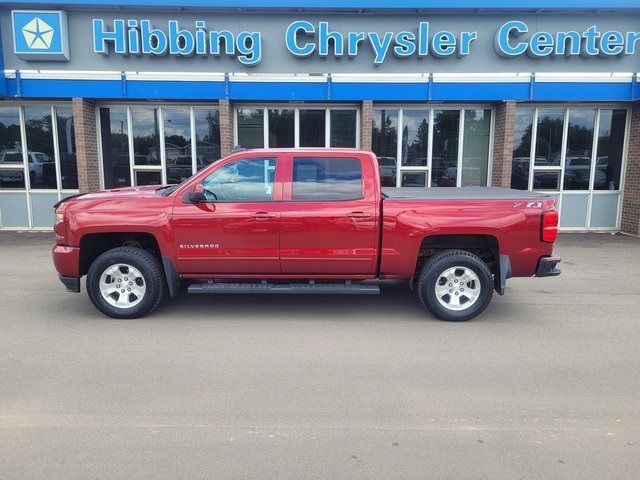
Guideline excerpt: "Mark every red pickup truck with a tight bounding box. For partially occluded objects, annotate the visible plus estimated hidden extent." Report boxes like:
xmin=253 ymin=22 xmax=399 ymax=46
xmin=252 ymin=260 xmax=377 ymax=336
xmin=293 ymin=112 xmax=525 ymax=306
xmin=52 ymin=148 xmax=560 ymax=321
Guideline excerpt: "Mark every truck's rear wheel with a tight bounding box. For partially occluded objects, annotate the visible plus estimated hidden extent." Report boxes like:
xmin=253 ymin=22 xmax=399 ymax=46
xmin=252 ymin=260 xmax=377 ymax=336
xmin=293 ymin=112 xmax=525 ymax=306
xmin=417 ymin=250 xmax=493 ymax=322
xmin=86 ymin=247 xmax=165 ymax=319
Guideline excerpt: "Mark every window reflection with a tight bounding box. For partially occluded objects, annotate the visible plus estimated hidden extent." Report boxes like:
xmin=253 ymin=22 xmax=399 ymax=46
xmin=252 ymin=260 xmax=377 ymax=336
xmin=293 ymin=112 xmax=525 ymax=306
xmin=299 ymin=110 xmax=325 ymax=147
xmin=330 ymin=110 xmax=357 ymax=148
xmin=595 ymin=109 xmax=626 ymax=190
xmin=462 ymin=109 xmax=491 ymax=187
xmin=237 ymin=108 xmax=264 ymax=148
xmin=292 ymin=157 xmax=362 ymax=201
xmin=563 ymin=109 xmax=595 ymax=191
xmin=0 ymin=107 xmax=25 ymax=189
xmin=511 ymin=109 xmax=533 ymax=190
xmin=100 ymin=108 xmax=130 ymax=189
xmin=194 ymin=108 xmax=221 ymax=170
xmin=268 ymin=109 xmax=294 ymax=148
xmin=56 ymin=107 xmax=77 ymax=189
xmin=164 ymin=107 xmax=192 ymax=184
xmin=203 ymin=158 xmax=276 ymax=201
xmin=135 ymin=170 xmax=162 ymax=186
xmin=372 ymin=109 xmax=398 ymax=187
xmin=24 ymin=107 xmax=56 ymax=189
xmin=401 ymin=171 xmax=427 ymax=187
xmin=401 ymin=110 xmax=429 ymax=167
xmin=431 ymin=110 xmax=460 ymax=187
xmin=131 ymin=108 xmax=160 ymax=166
xmin=535 ymin=109 xmax=564 ymax=167
xmin=533 ymin=170 xmax=560 ymax=190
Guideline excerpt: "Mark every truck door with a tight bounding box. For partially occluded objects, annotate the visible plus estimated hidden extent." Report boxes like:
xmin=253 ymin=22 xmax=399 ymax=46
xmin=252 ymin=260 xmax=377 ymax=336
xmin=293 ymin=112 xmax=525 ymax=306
xmin=172 ymin=154 xmax=283 ymax=274
xmin=279 ymin=153 xmax=379 ymax=275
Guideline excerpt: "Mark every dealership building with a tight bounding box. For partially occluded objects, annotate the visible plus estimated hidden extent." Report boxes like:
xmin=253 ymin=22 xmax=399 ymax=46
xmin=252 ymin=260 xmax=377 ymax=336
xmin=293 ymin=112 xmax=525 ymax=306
xmin=1 ymin=0 xmax=640 ymax=235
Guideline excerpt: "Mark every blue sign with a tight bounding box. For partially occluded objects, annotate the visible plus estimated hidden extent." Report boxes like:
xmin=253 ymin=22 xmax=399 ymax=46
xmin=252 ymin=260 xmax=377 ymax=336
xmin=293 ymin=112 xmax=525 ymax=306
xmin=11 ymin=10 xmax=69 ymax=61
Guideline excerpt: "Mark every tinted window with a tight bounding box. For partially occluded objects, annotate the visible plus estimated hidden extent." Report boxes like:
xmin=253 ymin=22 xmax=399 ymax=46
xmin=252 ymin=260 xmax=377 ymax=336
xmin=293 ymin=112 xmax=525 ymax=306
xmin=24 ymin=107 xmax=56 ymax=189
xmin=193 ymin=108 xmax=221 ymax=170
xmin=268 ymin=109 xmax=294 ymax=148
xmin=563 ymin=109 xmax=595 ymax=191
xmin=595 ymin=109 xmax=626 ymax=190
xmin=372 ymin=109 xmax=398 ymax=187
xmin=100 ymin=108 xmax=130 ymax=189
xmin=292 ymin=157 xmax=362 ymax=201
xmin=535 ymin=109 xmax=564 ymax=166
xmin=431 ymin=110 xmax=460 ymax=187
xmin=330 ymin=110 xmax=357 ymax=148
xmin=237 ymin=108 xmax=264 ymax=149
xmin=56 ymin=107 xmax=77 ymax=189
xmin=299 ymin=110 xmax=325 ymax=147
xmin=131 ymin=108 xmax=160 ymax=166
xmin=203 ymin=157 xmax=276 ymax=202
xmin=511 ymin=108 xmax=533 ymax=190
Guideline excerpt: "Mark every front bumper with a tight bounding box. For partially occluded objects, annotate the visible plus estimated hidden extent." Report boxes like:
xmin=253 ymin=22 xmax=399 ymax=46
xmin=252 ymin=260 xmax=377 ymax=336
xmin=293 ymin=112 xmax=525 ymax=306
xmin=536 ymin=256 xmax=562 ymax=277
xmin=53 ymin=245 xmax=81 ymax=293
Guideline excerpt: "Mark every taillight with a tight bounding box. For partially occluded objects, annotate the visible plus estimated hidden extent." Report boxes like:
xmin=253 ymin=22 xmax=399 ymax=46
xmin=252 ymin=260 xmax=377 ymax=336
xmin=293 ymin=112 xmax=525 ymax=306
xmin=541 ymin=210 xmax=559 ymax=243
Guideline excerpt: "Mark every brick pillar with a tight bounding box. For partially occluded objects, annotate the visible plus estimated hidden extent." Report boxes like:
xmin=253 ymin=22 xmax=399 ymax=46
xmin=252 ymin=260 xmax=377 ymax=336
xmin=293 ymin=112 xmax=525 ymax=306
xmin=72 ymin=98 xmax=100 ymax=193
xmin=219 ymin=99 xmax=234 ymax=157
xmin=620 ymin=105 xmax=640 ymax=236
xmin=490 ymin=100 xmax=516 ymax=187
xmin=360 ymin=100 xmax=373 ymax=151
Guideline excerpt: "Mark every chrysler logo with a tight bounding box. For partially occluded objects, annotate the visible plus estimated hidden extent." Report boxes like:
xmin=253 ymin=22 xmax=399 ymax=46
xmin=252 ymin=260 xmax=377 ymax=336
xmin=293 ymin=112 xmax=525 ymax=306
xmin=22 ymin=17 xmax=55 ymax=50
xmin=11 ymin=10 xmax=69 ymax=61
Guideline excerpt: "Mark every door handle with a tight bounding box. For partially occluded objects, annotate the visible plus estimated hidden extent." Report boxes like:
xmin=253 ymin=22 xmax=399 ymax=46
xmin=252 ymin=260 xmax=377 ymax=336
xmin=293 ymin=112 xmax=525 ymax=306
xmin=251 ymin=212 xmax=277 ymax=220
xmin=346 ymin=211 xmax=372 ymax=219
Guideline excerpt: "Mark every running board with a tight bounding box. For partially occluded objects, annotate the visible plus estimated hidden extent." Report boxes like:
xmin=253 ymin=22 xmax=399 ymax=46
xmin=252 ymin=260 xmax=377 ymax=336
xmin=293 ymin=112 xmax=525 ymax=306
xmin=187 ymin=280 xmax=380 ymax=295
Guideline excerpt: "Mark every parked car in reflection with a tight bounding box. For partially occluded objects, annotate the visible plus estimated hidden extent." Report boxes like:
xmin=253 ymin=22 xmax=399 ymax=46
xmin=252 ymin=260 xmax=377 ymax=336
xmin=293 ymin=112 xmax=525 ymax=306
xmin=0 ymin=150 xmax=55 ymax=187
xmin=563 ymin=156 xmax=609 ymax=190
xmin=563 ymin=156 xmax=591 ymax=190
xmin=167 ymin=156 xmax=210 ymax=184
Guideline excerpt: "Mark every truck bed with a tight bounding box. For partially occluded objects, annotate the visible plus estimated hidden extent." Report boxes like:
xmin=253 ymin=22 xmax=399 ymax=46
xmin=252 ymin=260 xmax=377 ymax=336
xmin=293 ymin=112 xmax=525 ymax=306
xmin=382 ymin=187 xmax=550 ymax=200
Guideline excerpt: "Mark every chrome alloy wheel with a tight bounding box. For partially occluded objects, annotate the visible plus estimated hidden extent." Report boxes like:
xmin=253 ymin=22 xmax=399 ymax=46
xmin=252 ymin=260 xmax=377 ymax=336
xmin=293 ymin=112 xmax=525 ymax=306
xmin=99 ymin=263 xmax=146 ymax=309
xmin=434 ymin=266 xmax=481 ymax=311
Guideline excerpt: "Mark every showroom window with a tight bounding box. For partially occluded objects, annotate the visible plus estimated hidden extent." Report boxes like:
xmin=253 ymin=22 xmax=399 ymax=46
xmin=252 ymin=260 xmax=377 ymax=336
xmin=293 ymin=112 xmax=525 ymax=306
xmin=99 ymin=105 xmax=221 ymax=188
xmin=372 ymin=106 xmax=492 ymax=188
xmin=0 ymin=103 xmax=77 ymax=229
xmin=511 ymin=106 xmax=629 ymax=230
xmin=235 ymin=106 xmax=359 ymax=150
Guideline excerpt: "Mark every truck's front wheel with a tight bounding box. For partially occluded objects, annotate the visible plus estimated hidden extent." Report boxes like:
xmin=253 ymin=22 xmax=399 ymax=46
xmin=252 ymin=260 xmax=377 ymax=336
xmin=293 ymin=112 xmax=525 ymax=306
xmin=86 ymin=247 xmax=165 ymax=319
xmin=417 ymin=250 xmax=493 ymax=322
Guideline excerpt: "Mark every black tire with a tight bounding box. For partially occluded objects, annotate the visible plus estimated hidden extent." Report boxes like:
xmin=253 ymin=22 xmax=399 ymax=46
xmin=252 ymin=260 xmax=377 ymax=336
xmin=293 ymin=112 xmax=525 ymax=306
xmin=417 ymin=249 xmax=493 ymax=322
xmin=86 ymin=247 xmax=165 ymax=319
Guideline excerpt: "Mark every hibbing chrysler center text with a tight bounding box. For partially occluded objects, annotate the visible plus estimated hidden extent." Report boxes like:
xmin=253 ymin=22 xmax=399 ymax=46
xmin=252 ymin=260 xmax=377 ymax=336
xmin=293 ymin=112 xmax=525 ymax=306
xmin=52 ymin=149 xmax=561 ymax=321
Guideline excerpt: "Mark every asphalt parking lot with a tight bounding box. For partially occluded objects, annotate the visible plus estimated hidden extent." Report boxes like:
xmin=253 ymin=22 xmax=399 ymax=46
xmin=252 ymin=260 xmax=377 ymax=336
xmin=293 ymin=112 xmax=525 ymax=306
xmin=1 ymin=232 xmax=639 ymax=479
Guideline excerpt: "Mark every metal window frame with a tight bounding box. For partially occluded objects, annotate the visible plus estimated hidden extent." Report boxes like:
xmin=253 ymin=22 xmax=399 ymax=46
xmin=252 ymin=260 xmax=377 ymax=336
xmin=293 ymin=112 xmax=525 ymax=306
xmin=375 ymin=103 xmax=494 ymax=188
xmin=234 ymin=103 xmax=361 ymax=151
xmin=0 ymin=101 xmax=75 ymax=230
xmin=520 ymin=103 xmax=631 ymax=232
xmin=96 ymin=102 xmax=220 ymax=189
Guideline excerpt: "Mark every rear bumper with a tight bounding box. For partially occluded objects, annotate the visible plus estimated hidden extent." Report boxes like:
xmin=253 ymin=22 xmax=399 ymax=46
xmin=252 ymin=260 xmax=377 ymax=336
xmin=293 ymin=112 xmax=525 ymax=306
xmin=536 ymin=256 xmax=562 ymax=277
xmin=59 ymin=275 xmax=80 ymax=293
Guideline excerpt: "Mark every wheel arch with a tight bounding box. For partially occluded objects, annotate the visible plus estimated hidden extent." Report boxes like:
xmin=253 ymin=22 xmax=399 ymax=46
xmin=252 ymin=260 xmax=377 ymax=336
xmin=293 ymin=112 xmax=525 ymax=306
xmin=80 ymin=232 xmax=180 ymax=299
xmin=413 ymin=234 xmax=504 ymax=292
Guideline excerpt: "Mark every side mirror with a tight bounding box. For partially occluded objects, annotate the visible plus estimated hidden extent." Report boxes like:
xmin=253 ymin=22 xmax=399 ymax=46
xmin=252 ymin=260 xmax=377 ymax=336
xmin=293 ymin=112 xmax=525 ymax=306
xmin=187 ymin=184 xmax=207 ymax=203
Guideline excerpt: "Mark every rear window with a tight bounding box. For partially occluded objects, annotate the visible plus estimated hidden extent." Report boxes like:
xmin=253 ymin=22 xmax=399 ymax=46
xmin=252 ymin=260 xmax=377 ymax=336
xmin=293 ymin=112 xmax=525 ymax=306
xmin=292 ymin=157 xmax=362 ymax=201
